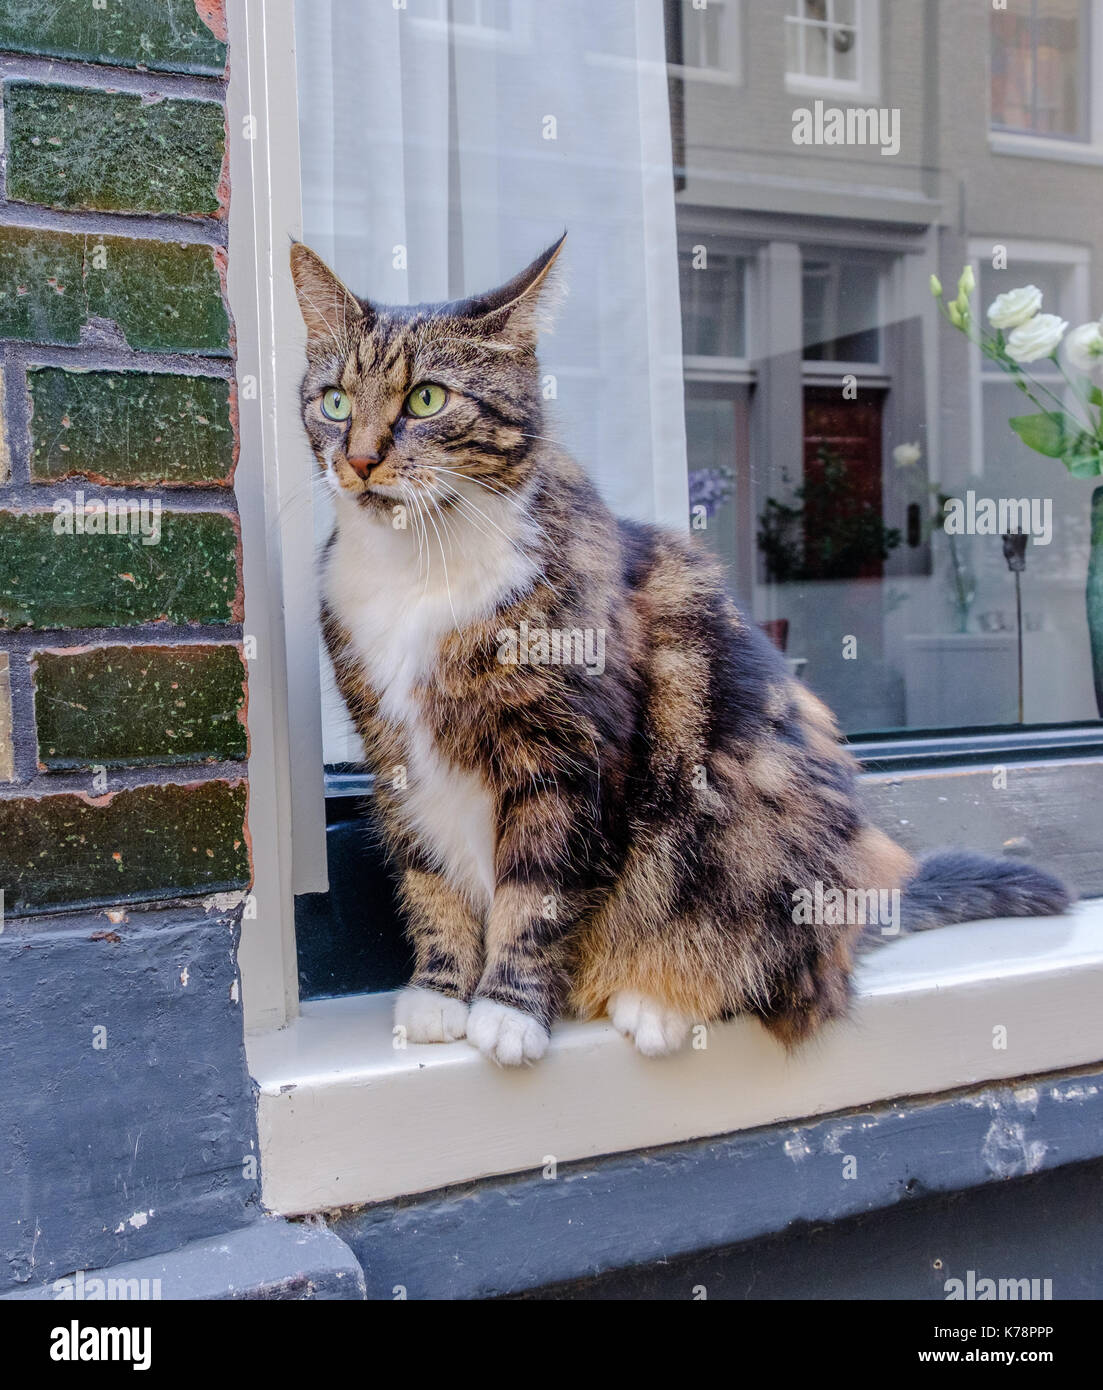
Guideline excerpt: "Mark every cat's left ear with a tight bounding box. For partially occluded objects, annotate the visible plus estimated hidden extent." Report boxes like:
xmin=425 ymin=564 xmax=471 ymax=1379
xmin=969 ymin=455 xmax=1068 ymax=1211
xmin=461 ymin=232 xmax=567 ymax=350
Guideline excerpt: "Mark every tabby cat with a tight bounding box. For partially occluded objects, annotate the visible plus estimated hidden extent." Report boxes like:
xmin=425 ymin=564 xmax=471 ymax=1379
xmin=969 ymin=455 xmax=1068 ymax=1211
xmin=291 ymin=235 xmax=1070 ymax=1066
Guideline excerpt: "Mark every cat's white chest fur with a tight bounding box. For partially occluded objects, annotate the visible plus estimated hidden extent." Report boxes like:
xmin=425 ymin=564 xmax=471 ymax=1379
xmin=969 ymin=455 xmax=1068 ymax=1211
xmin=323 ymin=491 xmax=536 ymax=916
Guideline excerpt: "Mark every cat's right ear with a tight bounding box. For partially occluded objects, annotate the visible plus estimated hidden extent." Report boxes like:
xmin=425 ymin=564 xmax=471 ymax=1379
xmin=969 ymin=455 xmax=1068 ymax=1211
xmin=289 ymin=243 xmax=365 ymax=344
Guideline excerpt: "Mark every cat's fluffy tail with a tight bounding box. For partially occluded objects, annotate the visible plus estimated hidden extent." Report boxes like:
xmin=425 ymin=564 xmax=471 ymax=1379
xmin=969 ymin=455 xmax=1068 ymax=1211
xmin=867 ymin=849 xmax=1072 ymax=946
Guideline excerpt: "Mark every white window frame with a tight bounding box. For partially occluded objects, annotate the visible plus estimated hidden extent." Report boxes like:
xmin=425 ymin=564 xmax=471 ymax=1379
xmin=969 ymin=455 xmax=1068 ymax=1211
xmin=407 ymin=0 xmax=533 ymax=52
xmin=230 ymin=0 xmax=1103 ymax=1217
xmin=799 ymin=247 xmax=887 ymax=371
xmin=784 ymin=0 xmax=881 ymax=104
xmin=990 ymin=0 xmax=1103 ymax=164
xmin=666 ymin=0 xmax=744 ymax=87
xmin=965 ymin=238 xmax=1092 ymax=480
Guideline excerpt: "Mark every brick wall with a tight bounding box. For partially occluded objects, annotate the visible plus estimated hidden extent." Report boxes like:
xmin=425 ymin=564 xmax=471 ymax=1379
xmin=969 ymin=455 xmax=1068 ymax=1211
xmin=0 ymin=0 xmax=259 ymax=1292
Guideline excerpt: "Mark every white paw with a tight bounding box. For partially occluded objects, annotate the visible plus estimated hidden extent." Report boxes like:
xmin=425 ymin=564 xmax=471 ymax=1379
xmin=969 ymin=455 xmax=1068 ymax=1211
xmin=609 ymin=991 xmax=691 ymax=1057
xmin=394 ymin=986 xmax=469 ymax=1043
xmin=466 ymin=999 xmax=549 ymax=1066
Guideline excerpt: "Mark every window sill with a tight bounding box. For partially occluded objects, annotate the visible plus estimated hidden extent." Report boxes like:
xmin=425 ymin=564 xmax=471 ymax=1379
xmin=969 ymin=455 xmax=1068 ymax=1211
xmin=249 ymin=900 xmax=1103 ymax=1216
xmin=666 ymin=63 xmax=742 ymax=88
xmin=989 ymin=131 xmax=1103 ymax=167
xmin=784 ymin=74 xmax=880 ymax=105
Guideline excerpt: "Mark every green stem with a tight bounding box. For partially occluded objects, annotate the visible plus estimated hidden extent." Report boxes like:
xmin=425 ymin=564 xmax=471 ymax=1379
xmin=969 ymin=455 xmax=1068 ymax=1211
xmin=1052 ymin=355 xmax=1103 ymax=444
xmin=983 ymin=339 xmax=1096 ymax=435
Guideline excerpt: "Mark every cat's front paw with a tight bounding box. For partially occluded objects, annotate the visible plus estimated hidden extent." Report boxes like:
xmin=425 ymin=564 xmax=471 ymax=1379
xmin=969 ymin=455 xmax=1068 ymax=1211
xmin=394 ymin=986 xmax=469 ymax=1043
xmin=609 ymin=991 xmax=691 ymax=1057
xmin=466 ymin=999 xmax=549 ymax=1066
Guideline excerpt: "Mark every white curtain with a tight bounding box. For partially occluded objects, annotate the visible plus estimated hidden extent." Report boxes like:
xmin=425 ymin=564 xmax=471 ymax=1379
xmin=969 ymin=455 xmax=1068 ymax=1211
xmin=295 ymin=0 xmax=688 ymax=761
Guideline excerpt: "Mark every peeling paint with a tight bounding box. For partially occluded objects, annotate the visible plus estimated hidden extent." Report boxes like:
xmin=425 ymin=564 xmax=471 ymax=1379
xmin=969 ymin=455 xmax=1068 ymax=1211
xmin=203 ymin=889 xmax=246 ymax=914
xmin=1051 ymin=1084 xmax=1099 ymax=1102
xmin=980 ymin=1115 xmax=1046 ymax=1178
xmin=783 ymin=1133 xmax=811 ymax=1161
xmin=114 ymin=1209 xmax=154 ymax=1234
xmin=821 ymin=1122 xmax=854 ymax=1155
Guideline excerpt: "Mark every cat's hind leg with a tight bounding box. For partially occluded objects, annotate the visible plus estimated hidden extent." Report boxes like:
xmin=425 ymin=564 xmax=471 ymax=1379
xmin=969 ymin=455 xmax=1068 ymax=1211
xmin=607 ymin=990 xmax=692 ymax=1057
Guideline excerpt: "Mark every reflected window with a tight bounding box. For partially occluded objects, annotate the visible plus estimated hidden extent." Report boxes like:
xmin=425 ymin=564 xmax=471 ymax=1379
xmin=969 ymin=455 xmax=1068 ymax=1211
xmin=786 ymin=0 xmax=861 ymax=86
xmin=802 ymin=256 xmax=882 ymax=364
xmin=679 ymin=249 xmax=749 ymax=359
xmin=991 ymin=0 xmax=1089 ymax=140
xmin=665 ymin=0 xmax=742 ymax=76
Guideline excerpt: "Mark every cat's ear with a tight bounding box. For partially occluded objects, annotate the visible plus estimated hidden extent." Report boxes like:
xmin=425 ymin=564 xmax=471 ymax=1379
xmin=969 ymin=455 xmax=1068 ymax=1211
xmin=461 ymin=233 xmax=567 ymax=350
xmin=289 ymin=243 xmax=365 ymax=344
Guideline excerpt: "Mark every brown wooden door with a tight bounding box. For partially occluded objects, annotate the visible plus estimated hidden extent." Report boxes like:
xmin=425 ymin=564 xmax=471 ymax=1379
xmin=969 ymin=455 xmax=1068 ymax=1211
xmin=801 ymin=387 xmax=886 ymax=580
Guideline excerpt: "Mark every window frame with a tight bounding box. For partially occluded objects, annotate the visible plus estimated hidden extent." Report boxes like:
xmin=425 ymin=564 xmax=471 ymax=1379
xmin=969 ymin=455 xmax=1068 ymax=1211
xmin=406 ymin=0 xmax=534 ymax=52
xmin=990 ymin=0 xmax=1103 ymax=164
xmin=231 ymin=0 xmax=1103 ymax=1214
xmin=965 ymin=238 xmax=1091 ymax=485
xmin=665 ymin=0 xmax=745 ymax=87
xmin=783 ymin=0 xmax=881 ymax=104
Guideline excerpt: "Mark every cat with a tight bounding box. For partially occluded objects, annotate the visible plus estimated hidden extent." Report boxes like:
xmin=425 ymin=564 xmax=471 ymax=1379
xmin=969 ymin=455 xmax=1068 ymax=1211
xmin=290 ymin=234 xmax=1071 ymax=1067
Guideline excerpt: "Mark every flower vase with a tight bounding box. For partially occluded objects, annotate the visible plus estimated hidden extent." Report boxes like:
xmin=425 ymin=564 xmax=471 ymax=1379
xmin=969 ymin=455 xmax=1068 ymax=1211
xmin=1088 ymin=484 xmax=1103 ymax=717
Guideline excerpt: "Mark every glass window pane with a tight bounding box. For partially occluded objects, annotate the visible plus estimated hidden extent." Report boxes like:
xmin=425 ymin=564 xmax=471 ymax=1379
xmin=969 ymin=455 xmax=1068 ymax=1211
xmin=832 ymin=28 xmax=858 ymax=81
xmin=979 ymin=259 xmax=1068 ymax=325
xmin=452 ymin=0 xmax=479 ymax=28
xmin=685 ymin=388 xmax=747 ymax=581
xmin=991 ymin=0 xmax=1086 ymax=138
xmin=294 ymin=0 xmax=1103 ymax=758
xmin=786 ymin=16 xmax=802 ymax=73
xmin=1034 ymin=0 xmax=1084 ymax=136
xmin=804 ymin=22 xmax=830 ymax=77
xmin=679 ymin=251 xmax=748 ymax=358
xmin=802 ymin=257 xmax=882 ymax=363
xmin=483 ymin=0 xmax=512 ymax=31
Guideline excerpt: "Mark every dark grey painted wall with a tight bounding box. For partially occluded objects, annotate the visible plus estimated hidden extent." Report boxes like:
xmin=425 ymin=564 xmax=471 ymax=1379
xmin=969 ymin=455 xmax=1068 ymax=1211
xmin=0 ymin=902 xmax=259 ymax=1294
xmin=333 ymin=1065 xmax=1103 ymax=1300
xmin=528 ymin=1157 xmax=1103 ymax=1300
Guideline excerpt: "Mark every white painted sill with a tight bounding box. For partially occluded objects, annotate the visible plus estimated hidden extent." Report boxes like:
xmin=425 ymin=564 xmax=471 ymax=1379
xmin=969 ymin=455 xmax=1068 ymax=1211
xmin=989 ymin=131 xmax=1103 ymax=167
xmin=249 ymin=900 xmax=1103 ymax=1216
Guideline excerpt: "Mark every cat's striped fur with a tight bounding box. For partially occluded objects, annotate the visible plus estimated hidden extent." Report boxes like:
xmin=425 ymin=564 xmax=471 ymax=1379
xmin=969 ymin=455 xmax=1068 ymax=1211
xmin=291 ymin=236 xmax=1071 ymax=1065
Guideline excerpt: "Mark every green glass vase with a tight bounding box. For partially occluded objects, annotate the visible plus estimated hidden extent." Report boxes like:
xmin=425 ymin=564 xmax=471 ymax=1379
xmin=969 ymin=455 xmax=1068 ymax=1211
xmin=1089 ymin=485 xmax=1103 ymax=718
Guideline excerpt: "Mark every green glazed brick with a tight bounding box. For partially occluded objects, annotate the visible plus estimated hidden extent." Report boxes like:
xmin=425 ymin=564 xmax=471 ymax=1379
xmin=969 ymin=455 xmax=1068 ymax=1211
xmin=0 ymin=226 xmax=230 ymax=355
xmin=0 ymin=0 xmax=227 ymax=76
xmin=0 ymin=510 xmax=239 ymax=630
xmin=34 ymin=644 xmax=247 ymax=769
xmin=29 ymin=368 xmax=234 ymax=486
xmin=5 ymin=83 xmax=225 ymax=217
xmin=0 ymin=779 xmax=248 ymax=914
xmin=0 ymin=651 xmax=13 ymax=781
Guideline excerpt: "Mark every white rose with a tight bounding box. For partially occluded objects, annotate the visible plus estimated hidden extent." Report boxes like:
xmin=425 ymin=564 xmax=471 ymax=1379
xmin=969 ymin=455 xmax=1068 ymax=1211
xmin=1005 ymin=313 xmax=1068 ymax=364
xmin=893 ymin=442 xmax=923 ymax=468
xmin=987 ymin=285 xmax=1043 ymax=330
xmin=1064 ymin=321 xmax=1103 ymax=377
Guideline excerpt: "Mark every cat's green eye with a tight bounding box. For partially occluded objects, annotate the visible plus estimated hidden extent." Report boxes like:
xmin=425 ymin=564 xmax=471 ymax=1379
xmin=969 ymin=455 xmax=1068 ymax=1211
xmin=405 ymin=383 xmax=448 ymax=419
xmin=321 ymin=387 xmax=352 ymax=421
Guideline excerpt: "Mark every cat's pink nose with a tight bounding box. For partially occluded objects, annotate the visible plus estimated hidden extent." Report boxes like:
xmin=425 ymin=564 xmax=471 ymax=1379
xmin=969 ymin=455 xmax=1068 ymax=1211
xmin=347 ymin=453 xmax=381 ymax=480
